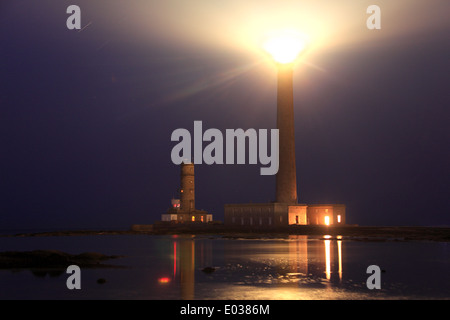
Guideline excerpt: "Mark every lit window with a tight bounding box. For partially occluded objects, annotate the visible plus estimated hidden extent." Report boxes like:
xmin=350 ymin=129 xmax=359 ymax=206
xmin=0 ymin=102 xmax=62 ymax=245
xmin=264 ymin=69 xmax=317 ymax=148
xmin=201 ymin=216 xmax=204 ymax=222
xmin=191 ymin=216 xmax=195 ymax=222
xmin=337 ymin=215 xmax=341 ymax=223
xmin=324 ymin=216 xmax=330 ymax=226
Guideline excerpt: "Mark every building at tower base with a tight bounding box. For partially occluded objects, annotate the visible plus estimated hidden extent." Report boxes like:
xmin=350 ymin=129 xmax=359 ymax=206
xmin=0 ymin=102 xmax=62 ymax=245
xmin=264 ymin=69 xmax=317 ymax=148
xmin=224 ymin=203 xmax=345 ymax=227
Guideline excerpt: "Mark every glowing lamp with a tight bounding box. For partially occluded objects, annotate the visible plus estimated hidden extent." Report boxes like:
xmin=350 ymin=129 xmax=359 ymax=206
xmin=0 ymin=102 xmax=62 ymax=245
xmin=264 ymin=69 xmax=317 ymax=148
xmin=263 ymin=32 xmax=307 ymax=64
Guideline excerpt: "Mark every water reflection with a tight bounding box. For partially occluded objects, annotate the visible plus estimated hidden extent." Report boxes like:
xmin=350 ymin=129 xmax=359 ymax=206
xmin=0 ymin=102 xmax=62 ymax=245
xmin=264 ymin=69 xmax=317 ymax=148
xmin=1 ymin=235 xmax=447 ymax=299
xmin=180 ymin=238 xmax=195 ymax=299
xmin=325 ymin=239 xmax=331 ymax=280
xmin=338 ymin=239 xmax=343 ymax=281
xmin=321 ymin=235 xmax=343 ymax=282
xmin=159 ymin=235 xmax=344 ymax=299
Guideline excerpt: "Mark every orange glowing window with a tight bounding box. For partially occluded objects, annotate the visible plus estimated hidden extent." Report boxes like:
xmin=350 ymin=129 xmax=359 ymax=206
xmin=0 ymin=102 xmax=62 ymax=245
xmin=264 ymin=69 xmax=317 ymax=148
xmin=324 ymin=216 xmax=330 ymax=226
xmin=191 ymin=216 xmax=195 ymax=222
xmin=201 ymin=216 xmax=204 ymax=222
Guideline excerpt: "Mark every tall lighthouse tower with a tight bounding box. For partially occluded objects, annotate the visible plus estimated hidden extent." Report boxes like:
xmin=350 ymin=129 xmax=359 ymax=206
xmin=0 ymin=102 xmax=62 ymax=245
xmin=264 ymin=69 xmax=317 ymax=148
xmin=223 ymin=32 xmax=346 ymax=228
xmin=275 ymin=62 xmax=298 ymax=204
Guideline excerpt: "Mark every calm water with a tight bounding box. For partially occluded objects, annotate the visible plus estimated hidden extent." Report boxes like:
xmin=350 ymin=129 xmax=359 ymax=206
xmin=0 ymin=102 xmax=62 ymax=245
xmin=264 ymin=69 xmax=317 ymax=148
xmin=0 ymin=234 xmax=449 ymax=299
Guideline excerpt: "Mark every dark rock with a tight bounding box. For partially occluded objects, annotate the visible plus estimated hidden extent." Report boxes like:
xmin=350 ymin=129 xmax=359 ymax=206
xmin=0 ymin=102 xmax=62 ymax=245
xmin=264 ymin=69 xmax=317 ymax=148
xmin=202 ymin=267 xmax=216 ymax=273
xmin=0 ymin=250 xmax=124 ymax=271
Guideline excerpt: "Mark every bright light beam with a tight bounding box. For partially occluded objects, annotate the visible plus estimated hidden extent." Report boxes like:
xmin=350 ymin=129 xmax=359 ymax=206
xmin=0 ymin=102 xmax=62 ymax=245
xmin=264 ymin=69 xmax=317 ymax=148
xmin=263 ymin=31 xmax=307 ymax=64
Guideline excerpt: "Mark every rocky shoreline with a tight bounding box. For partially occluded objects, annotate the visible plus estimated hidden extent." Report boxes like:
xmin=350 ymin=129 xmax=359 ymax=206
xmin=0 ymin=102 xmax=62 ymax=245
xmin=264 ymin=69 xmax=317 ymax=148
xmin=0 ymin=250 xmax=124 ymax=276
xmin=1 ymin=225 xmax=450 ymax=242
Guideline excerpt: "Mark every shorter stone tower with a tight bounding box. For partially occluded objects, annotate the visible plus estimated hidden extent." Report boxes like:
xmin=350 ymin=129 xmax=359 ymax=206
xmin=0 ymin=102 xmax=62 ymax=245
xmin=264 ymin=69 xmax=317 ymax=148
xmin=180 ymin=163 xmax=195 ymax=212
xmin=161 ymin=163 xmax=212 ymax=223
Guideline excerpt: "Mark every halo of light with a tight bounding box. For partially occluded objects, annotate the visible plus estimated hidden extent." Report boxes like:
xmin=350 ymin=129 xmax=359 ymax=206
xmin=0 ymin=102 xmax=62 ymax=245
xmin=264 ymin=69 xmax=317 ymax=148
xmin=263 ymin=31 xmax=307 ymax=64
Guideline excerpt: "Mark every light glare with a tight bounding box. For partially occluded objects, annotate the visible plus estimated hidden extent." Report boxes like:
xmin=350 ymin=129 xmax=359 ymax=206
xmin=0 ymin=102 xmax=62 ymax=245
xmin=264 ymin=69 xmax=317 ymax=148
xmin=263 ymin=32 xmax=307 ymax=64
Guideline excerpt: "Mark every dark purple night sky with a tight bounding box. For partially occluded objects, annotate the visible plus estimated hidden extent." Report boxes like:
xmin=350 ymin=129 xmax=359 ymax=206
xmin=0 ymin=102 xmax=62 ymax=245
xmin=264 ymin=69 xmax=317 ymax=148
xmin=1 ymin=1 xmax=449 ymax=230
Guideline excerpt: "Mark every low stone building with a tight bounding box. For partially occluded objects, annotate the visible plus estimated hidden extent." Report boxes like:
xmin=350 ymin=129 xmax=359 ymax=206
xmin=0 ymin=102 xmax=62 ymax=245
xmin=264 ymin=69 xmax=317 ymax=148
xmin=224 ymin=203 xmax=345 ymax=227
xmin=306 ymin=204 xmax=346 ymax=225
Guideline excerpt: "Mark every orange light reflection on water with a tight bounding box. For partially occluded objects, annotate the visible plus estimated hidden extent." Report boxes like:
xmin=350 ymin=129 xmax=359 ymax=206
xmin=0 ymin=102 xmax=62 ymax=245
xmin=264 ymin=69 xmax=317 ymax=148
xmin=158 ymin=277 xmax=170 ymax=284
xmin=157 ymin=234 xmax=345 ymax=298
xmin=324 ymin=239 xmax=331 ymax=280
